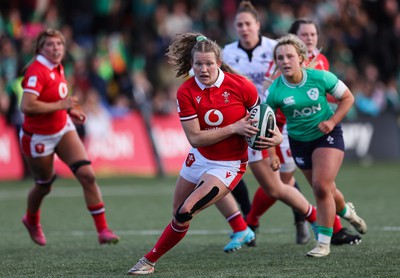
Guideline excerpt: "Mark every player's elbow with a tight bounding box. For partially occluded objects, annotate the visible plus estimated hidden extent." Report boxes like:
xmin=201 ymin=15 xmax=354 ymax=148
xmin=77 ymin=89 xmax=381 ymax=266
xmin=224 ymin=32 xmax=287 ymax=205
xmin=187 ymin=137 xmax=202 ymax=148
xmin=20 ymin=97 xmax=37 ymax=115
xmin=186 ymin=134 xmax=208 ymax=148
xmin=20 ymin=103 xmax=33 ymax=115
xmin=341 ymin=89 xmax=354 ymax=104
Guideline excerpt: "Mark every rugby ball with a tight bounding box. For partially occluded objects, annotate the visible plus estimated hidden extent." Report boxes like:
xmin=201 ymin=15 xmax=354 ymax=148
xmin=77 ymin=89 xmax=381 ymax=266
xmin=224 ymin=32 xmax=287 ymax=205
xmin=246 ymin=104 xmax=276 ymax=150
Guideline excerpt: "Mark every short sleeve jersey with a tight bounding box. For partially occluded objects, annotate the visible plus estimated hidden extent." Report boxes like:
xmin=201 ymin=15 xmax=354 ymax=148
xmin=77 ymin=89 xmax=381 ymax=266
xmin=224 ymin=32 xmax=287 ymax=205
xmin=266 ymin=68 xmax=339 ymax=142
xmin=177 ymin=70 xmax=259 ymax=161
xmin=222 ymin=36 xmax=277 ymax=102
xmin=21 ymin=55 xmax=69 ymax=135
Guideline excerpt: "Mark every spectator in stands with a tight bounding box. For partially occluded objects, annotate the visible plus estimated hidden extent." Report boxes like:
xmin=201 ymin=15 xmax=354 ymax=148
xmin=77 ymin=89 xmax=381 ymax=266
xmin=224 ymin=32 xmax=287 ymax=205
xmin=0 ymin=0 xmax=397 ymax=137
xmin=0 ymin=82 xmax=10 ymax=115
xmin=354 ymin=63 xmax=388 ymax=117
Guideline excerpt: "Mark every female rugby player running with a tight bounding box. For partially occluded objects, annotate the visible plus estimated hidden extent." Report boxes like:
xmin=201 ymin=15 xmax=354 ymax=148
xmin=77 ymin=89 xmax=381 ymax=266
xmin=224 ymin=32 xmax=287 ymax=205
xmin=266 ymin=34 xmax=367 ymax=257
xmin=127 ymin=32 xmax=283 ymax=275
xmin=248 ymin=18 xmax=362 ymax=246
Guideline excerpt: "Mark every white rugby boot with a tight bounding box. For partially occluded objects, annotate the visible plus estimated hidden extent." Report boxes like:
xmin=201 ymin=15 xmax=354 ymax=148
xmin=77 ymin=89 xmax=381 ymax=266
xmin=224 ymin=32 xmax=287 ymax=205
xmin=344 ymin=202 xmax=367 ymax=234
xmin=306 ymin=242 xmax=330 ymax=257
xmin=128 ymin=257 xmax=155 ymax=275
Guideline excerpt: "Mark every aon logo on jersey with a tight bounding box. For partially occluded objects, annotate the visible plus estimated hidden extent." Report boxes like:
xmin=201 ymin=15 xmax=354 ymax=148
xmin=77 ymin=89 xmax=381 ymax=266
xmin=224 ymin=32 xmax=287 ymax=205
xmin=293 ymin=103 xmax=321 ymax=117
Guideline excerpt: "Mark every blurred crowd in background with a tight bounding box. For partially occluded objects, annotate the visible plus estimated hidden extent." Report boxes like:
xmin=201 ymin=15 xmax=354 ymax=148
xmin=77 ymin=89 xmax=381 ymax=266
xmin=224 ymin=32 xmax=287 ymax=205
xmin=1 ymin=0 xmax=400 ymax=137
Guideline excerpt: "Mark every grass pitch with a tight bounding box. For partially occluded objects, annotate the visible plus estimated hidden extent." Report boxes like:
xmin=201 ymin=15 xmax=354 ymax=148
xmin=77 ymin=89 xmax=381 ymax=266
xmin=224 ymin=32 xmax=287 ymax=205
xmin=0 ymin=161 xmax=399 ymax=277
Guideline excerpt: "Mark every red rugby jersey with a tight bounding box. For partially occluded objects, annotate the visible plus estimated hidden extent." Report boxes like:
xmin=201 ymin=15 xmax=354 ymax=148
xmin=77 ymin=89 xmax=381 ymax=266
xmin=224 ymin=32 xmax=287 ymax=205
xmin=177 ymin=70 xmax=259 ymax=161
xmin=21 ymin=55 xmax=69 ymax=134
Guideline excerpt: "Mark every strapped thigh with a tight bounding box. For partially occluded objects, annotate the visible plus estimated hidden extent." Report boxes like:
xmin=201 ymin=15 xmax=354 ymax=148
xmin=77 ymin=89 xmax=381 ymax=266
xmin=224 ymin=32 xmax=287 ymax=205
xmin=70 ymin=160 xmax=91 ymax=174
xmin=175 ymin=185 xmax=220 ymax=223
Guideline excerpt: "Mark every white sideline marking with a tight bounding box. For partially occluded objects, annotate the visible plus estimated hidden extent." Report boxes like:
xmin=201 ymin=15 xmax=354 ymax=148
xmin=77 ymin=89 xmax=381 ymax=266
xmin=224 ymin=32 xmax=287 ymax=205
xmin=71 ymin=229 xmax=231 ymax=236
xmin=0 ymin=185 xmax=173 ymax=200
xmin=383 ymin=226 xmax=400 ymax=231
xmin=69 ymin=228 xmax=285 ymax=237
xmin=62 ymin=227 xmax=400 ymax=237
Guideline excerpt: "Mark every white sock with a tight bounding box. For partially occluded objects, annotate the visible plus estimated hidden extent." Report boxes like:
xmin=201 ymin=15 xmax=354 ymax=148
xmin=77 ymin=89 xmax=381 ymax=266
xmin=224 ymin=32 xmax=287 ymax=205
xmin=318 ymin=234 xmax=331 ymax=245
xmin=343 ymin=204 xmax=352 ymax=219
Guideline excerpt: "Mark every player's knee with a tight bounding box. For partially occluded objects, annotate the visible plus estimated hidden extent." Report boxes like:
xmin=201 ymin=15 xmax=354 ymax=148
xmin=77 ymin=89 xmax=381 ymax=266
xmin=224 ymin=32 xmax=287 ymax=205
xmin=174 ymin=186 xmax=220 ymax=224
xmin=174 ymin=205 xmax=193 ymax=223
xmin=312 ymin=184 xmax=330 ymax=199
xmin=77 ymin=171 xmax=96 ymax=187
xmin=70 ymin=160 xmax=95 ymax=184
xmin=35 ymin=175 xmax=57 ymax=194
xmin=264 ymin=187 xmax=280 ymax=199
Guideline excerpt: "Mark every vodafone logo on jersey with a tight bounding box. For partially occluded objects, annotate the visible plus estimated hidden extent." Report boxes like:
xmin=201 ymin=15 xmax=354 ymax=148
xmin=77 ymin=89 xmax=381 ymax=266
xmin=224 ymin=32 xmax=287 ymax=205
xmin=59 ymin=82 xmax=68 ymax=99
xmin=204 ymin=109 xmax=223 ymax=126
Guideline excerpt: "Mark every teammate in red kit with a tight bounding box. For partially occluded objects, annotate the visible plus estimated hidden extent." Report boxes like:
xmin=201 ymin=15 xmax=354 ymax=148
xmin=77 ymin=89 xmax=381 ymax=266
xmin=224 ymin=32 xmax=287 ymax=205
xmin=127 ymin=32 xmax=283 ymax=275
xmin=19 ymin=29 xmax=119 ymax=246
xmin=289 ymin=18 xmax=333 ymax=104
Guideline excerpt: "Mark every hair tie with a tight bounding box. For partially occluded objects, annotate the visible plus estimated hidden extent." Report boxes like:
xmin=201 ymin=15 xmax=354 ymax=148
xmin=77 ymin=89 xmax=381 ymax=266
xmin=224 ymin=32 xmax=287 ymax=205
xmin=196 ymin=35 xmax=207 ymax=42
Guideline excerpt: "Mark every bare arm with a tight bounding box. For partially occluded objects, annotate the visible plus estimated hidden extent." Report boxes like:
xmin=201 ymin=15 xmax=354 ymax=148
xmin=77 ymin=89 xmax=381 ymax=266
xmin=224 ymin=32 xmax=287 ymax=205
xmin=68 ymin=107 xmax=87 ymax=125
xmin=181 ymin=114 xmax=258 ymax=148
xmin=267 ymin=146 xmax=281 ymax=171
xmin=319 ymin=89 xmax=354 ymax=134
xmin=20 ymin=93 xmax=79 ymax=115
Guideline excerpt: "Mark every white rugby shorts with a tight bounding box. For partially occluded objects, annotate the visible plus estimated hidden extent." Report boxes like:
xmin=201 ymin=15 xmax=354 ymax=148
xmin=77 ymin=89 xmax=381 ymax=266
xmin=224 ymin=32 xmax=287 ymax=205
xmin=275 ymin=124 xmax=296 ymax=173
xmin=247 ymin=124 xmax=296 ymax=173
xmin=180 ymin=148 xmax=247 ymax=191
xmin=20 ymin=116 xmax=76 ymax=158
xmin=248 ymin=147 xmax=268 ymax=163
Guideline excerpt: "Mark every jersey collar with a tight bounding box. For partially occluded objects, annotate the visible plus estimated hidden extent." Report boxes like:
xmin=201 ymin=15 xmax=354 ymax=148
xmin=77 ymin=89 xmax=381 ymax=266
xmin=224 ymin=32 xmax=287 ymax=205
xmin=308 ymin=48 xmax=321 ymax=59
xmin=195 ymin=68 xmax=225 ymax=90
xmin=238 ymin=35 xmax=262 ymax=51
xmin=238 ymin=35 xmax=262 ymax=61
xmin=281 ymin=68 xmax=307 ymax=88
xmin=36 ymin=55 xmax=58 ymax=70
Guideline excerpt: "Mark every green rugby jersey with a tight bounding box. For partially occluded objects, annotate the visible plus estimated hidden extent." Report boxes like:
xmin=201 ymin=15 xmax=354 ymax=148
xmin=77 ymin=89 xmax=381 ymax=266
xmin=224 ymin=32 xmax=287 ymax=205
xmin=266 ymin=68 xmax=340 ymax=141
